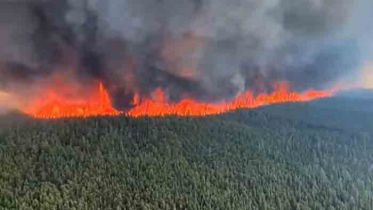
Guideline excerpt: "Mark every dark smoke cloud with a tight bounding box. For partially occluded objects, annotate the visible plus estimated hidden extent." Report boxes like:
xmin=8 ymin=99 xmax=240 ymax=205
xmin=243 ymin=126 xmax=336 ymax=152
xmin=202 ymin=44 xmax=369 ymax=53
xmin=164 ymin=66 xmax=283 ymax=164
xmin=0 ymin=0 xmax=371 ymax=110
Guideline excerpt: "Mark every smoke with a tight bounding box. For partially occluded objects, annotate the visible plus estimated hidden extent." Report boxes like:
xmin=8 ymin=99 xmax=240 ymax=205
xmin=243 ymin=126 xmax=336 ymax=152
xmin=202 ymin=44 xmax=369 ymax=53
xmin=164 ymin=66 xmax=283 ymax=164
xmin=0 ymin=91 xmax=19 ymax=114
xmin=357 ymin=62 xmax=373 ymax=89
xmin=0 ymin=0 xmax=371 ymax=110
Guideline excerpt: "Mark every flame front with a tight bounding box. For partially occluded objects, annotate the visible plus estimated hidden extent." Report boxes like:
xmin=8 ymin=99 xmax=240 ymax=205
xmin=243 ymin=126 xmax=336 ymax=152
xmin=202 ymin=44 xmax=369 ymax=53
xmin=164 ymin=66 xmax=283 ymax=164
xmin=22 ymin=82 xmax=334 ymax=119
xmin=23 ymin=83 xmax=120 ymax=118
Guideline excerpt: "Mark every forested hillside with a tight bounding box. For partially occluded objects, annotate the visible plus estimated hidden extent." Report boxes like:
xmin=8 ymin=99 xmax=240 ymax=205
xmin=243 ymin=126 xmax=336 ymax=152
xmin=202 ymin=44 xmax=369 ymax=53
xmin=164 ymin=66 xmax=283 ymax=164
xmin=0 ymin=96 xmax=373 ymax=210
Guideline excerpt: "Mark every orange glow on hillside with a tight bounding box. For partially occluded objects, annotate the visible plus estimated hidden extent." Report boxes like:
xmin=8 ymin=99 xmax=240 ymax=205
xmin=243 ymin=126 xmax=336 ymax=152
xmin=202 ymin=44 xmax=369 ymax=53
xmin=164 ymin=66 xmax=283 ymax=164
xmin=22 ymin=82 xmax=334 ymax=119
xmin=0 ymin=91 xmax=19 ymax=112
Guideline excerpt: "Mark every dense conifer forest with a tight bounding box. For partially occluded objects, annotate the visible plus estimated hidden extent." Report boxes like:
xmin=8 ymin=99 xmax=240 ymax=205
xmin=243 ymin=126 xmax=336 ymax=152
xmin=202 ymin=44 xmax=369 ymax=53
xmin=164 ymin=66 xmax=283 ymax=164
xmin=0 ymin=95 xmax=373 ymax=210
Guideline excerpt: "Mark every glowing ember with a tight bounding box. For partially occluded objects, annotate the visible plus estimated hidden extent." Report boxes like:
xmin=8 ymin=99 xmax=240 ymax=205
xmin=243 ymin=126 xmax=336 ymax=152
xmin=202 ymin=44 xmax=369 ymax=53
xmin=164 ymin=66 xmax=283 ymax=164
xmin=23 ymin=82 xmax=334 ymax=119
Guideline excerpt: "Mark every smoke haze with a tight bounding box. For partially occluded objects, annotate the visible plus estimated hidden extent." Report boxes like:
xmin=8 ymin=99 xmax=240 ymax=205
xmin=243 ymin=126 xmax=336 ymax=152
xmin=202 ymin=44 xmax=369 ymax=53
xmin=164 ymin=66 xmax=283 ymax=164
xmin=0 ymin=0 xmax=372 ymax=111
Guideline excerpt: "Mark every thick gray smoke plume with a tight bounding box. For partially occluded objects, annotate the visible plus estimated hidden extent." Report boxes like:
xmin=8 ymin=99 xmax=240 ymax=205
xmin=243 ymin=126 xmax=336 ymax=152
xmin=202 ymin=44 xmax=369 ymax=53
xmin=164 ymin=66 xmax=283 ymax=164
xmin=0 ymin=0 xmax=371 ymax=110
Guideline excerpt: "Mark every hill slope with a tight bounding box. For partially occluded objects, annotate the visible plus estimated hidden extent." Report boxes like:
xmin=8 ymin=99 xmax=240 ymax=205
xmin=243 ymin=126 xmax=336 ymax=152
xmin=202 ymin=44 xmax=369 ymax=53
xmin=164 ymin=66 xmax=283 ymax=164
xmin=0 ymin=96 xmax=372 ymax=210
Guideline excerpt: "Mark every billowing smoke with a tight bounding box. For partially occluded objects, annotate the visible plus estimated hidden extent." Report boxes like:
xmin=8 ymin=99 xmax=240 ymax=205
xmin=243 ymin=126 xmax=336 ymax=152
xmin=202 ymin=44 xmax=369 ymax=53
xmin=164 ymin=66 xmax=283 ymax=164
xmin=0 ymin=0 xmax=371 ymax=110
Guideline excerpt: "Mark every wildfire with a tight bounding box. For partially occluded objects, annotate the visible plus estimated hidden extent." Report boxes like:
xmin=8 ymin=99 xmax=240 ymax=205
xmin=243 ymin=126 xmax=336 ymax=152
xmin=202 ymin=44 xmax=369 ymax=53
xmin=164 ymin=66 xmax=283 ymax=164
xmin=23 ymin=83 xmax=120 ymax=119
xmin=22 ymin=81 xmax=334 ymax=119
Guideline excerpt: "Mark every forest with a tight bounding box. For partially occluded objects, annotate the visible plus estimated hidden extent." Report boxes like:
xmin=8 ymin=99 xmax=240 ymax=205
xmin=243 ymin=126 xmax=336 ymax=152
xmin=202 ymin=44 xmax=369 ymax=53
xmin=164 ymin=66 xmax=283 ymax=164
xmin=0 ymin=93 xmax=373 ymax=210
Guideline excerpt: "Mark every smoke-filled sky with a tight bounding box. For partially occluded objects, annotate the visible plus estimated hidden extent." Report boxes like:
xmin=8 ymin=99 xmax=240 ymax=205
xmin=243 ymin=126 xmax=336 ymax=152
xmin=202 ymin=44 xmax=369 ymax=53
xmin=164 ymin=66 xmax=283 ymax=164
xmin=0 ymin=0 xmax=372 ymax=111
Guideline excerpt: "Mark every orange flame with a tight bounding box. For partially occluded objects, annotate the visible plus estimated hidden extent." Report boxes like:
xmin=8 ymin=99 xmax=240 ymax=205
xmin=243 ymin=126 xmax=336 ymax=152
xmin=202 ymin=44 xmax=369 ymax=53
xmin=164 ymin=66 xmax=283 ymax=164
xmin=23 ymin=83 xmax=120 ymax=119
xmin=22 ymin=81 xmax=334 ymax=119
